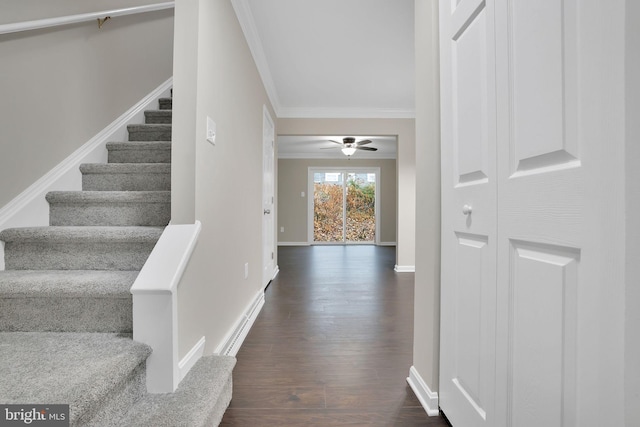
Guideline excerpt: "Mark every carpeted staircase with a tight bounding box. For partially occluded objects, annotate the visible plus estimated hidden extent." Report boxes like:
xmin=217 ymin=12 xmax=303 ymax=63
xmin=0 ymin=95 xmax=235 ymax=426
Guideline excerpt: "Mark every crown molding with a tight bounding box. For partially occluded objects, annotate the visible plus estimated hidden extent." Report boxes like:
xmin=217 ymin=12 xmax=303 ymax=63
xmin=231 ymin=0 xmax=281 ymax=116
xmin=278 ymin=106 xmax=416 ymax=119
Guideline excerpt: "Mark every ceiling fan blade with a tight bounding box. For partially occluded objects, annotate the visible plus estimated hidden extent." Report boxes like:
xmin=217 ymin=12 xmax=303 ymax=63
xmin=356 ymin=146 xmax=377 ymax=151
xmin=356 ymin=139 xmax=372 ymax=146
xmin=320 ymin=146 xmax=341 ymax=150
xmin=328 ymin=140 xmax=344 ymax=145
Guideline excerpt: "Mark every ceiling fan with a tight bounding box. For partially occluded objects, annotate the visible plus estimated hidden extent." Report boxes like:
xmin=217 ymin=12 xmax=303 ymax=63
xmin=322 ymin=137 xmax=378 ymax=156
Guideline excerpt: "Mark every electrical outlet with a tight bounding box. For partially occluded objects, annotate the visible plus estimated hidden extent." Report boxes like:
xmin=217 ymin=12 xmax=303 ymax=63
xmin=244 ymin=262 xmax=249 ymax=279
xmin=280 ymin=227 xmax=284 ymax=233
xmin=206 ymin=116 xmax=216 ymax=144
xmin=301 ymin=191 xmax=305 ymax=197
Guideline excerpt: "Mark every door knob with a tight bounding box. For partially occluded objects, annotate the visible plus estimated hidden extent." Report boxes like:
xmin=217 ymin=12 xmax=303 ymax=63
xmin=263 ymin=209 xmax=271 ymax=215
xmin=462 ymin=205 xmax=472 ymax=215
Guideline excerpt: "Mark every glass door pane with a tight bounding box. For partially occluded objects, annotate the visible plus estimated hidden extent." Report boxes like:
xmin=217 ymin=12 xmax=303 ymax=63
xmin=346 ymin=172 xmax=376 ymax=242
xmin=313 ymin=172 xmax=344 ymax=242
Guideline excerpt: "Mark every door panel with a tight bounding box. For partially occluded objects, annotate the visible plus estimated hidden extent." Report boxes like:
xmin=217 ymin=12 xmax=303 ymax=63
xmin=312 ymin=172 xmax=344 ymax=242
xmin=495 ymin=0 xmax=584 ymax=426
xmin=453 ymin=4 xmax=489 ymax=185
xmin=507 ymin=241 xmax=579 ymax=427
xmin=452 ymin=233 xmax=491 ymax=421
xmin=507 ymin=0 xmax=580 ymax=176
xmin=440 ymin=0 xmax=497 ymax=425
xmin=346 ymin=172 xmax=376 ymax=243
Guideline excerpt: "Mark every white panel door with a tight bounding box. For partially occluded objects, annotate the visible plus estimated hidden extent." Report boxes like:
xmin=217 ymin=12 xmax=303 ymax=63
xmin=262 ymin=106 xmax=275 ymax=287
xmin=441 ymin=0 xmax=622 ymax=426
xmin=493 ymin=1 xmax=590 ymax=426
xmin=439 ymin=0 xmax=498 ymax=425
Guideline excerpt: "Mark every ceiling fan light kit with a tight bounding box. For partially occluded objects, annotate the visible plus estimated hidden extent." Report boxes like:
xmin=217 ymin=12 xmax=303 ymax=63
xmin=341 ymin=147 xmax=357 ymax=156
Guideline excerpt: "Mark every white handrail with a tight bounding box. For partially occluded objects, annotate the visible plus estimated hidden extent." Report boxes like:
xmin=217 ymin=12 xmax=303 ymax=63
xmin=0 ymin=2 xmax=174 ymax=36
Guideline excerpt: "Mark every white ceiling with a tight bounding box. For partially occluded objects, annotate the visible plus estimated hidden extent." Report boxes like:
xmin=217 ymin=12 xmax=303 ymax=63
xmin=233 ymin=0 xmax=415 ymax=119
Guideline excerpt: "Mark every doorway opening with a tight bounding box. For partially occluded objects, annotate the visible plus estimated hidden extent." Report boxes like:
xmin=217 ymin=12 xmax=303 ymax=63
xmin=308 ymin=167 xmax=380 ymax=245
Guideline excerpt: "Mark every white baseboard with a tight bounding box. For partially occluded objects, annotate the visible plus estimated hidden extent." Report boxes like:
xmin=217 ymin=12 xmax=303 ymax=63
xmin=407 ymin=366 xmax=440 ymax=416
xmin=214 ymin=290 xmax=265 ymax=357
xmin=394 ymin=265 xmax=416 ymax=273
xmin=271 ymin=266 xmax=280 ymax=281
xmin=278 ymin=242 xmax=311 ymax=246
xmin=0 ymin=77 xmax=173 ymax=270
xmin=378 ymin=242 xmax=397 ymax=246
xmin=178 ymin=336 xmax=206 ymax=382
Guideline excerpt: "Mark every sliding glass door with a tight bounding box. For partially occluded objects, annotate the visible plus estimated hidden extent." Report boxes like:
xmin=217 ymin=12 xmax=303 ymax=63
xmin=309 ymin=168 xmax=379 ymax=244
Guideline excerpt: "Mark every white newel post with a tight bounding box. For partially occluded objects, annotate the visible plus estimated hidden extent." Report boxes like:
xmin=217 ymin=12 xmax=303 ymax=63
xmin=131 ymin=221 xmax=201 ymax=393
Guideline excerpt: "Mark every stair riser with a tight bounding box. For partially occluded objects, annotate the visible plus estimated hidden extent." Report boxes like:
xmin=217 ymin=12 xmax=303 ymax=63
xmin=159 ymin=98 xmax=172 ymax=110
xmin=4 ymin=242 xmax=157 ymax=271
xmin=50 ymin=203 xmax=170 ymax=226
xmin=0 ymin=297 xmax=131 ymax=333
xmin=145 ymin=112 xmax=172 ymax=124
xmin=108 ymin=148 xmax=171 ymax=164
xmin=128 ymin=128 xmax=171 ymax=142
xmin=83 ymin=174 xmax=171 ymax=191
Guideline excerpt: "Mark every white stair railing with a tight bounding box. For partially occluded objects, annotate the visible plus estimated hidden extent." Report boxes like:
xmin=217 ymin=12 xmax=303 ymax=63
xmin=0 ymin=2 xmax=174 ymax=35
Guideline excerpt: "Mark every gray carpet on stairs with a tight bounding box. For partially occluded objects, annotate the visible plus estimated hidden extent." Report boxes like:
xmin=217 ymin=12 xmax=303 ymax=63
xmin=113 ymin=356 xmax=236 ymax=427
xmin=0 ymin=94 xmax=235 ymax=426
xmin=106 ymin=141 xmax=171 ymax=163
xmin=127 ymin=124 xmax=171 ymax=141
xmin=0 ymin=226 xmax=163 ymax=270
xmin=144 ymin=110 xmax=172 ymax=124
xmin=80 ymin=163 xmax=171 ymax=191
xmin=0 ymin=332 xmax=151 ymax=427
xmin=47 ymin=191 xmax=170 ymax=226
xmin=0 ymin=270 xmax=137 ymax=332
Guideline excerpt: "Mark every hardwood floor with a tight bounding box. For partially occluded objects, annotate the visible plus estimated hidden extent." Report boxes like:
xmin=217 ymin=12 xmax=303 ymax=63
xmin=220 ymin=245 xmax=450 ymax=426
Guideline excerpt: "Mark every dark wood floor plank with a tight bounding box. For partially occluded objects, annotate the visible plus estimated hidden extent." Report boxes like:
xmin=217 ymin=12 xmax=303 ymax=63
xmin=220 ymin=246 xmax=448 ymax=426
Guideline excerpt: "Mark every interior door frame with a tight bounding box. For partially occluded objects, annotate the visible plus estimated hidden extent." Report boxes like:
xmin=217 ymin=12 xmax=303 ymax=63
xmin=262 ymin=105 xmax=276 ymax=288
xmin=307 ymin=166 xmax=381 ymax=245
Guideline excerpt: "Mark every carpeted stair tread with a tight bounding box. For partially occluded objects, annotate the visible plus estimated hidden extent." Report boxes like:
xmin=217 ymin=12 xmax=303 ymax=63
xmin=0 ymin=226 xmax=164 ymax=243
xmin=0 ymin=270 xmax=137 ymax=332
xmin=47 ymin=191 xmax=170 ymax=204
xmin=1 ymin=226 xmax=163 ymax=271
xmin=106 ymin=141 xmax=171 ymax=150
xmin=47 ymin=191 xmax=171 ymax=226
xmin=127 ymin=124 xmax=171 ymax=141
xmin=0 ymin=332 xmax=151 ymax=426
xmin=80 ymin=163 xmax=171 ymax=191
xmin=115 ymin=355 xmax=236 ymax=427
xmin=106 ymin=141 xmax=171 ymax=164
xmin=80 ymin=163 xmax=171 ymax=174
xmin=144 ymin=110 xmax=172 ymax=124
xmin=0 ymin=270 xmax=137 ymax=296
xmin=158 ymin=97 xmax=172 ymax=110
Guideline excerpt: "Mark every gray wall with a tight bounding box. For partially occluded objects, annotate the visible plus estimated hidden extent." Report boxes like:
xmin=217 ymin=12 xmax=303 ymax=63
xmin=172 ymin=0 xmax=277 ymax=359
xmin=0 ymin=0 xmax=174 ymax=207
xmin=278 ymin=158 xmax=397 ymax=244
xmin=413 ymin=0 xmax=441 ymax=392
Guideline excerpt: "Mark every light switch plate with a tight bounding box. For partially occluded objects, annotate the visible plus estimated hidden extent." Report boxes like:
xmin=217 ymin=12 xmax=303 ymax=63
xmin=206 ymin=117 xmax=216 ymax=144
